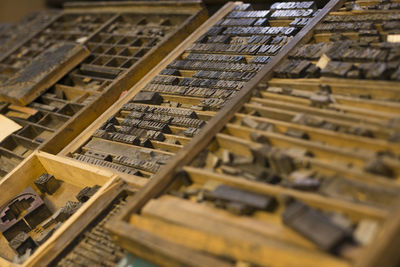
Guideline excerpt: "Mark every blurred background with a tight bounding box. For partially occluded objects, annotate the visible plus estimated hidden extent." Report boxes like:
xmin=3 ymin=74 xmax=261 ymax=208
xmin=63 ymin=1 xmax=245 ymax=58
xmin=0 ymin=0 xmax=270 ymax=23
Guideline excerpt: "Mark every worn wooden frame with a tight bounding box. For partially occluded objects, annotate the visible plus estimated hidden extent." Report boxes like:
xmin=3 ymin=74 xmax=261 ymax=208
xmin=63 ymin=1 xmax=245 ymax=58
xmin=0 ymin=151 xmax=120 ymax=267
xmin=0 ymin=1 xmax=207 ymax=180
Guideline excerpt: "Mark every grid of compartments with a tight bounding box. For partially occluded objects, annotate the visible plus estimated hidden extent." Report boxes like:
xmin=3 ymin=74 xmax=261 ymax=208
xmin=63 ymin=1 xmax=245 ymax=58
xmin=0 ymin=10 xmax=194 ymax=179
xmin=0 ymin=9 xmax=107 ymax=178
xmin=0 ymin=10 xmax=60 ymax=69
xmin=70 ymin=2 xmax=323 ymax=179
xmin=116 ymin=0 xmax=400 ymax=266
xmin=0 ymin=13 xmax=110 ymax=83
xmin=81 ymin=14 xmax=188 ymax=76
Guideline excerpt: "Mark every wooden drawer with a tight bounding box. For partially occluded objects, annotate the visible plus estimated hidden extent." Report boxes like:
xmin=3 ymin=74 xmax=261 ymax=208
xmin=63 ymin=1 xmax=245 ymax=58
xmin=0 ymin=1 xmax=207 ymax=180
xmin=0 ymin=151 xmax=119 ymax=266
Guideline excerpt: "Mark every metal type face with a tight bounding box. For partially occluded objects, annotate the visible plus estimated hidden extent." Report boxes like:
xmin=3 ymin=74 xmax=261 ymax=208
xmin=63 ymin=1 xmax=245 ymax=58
xmin=282 ymin=201 xmax=351 ymax=252
xmin=204 ymin=185 xmax=277 ymax=213
xmin=9 ymin=232 xmax=37 ymax=256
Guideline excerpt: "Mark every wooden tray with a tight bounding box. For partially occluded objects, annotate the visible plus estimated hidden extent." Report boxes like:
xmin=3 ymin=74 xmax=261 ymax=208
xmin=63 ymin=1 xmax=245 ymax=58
xmin=60 ymin=0 xmax=326 ymax=186
xmin=0 ymin=1 xmax=207 ymax=180
xmin=0 ymin=151 xmax=119 ymax=266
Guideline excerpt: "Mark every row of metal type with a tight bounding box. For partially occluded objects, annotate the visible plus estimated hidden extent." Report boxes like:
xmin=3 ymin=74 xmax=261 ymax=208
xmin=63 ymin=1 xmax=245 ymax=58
xmin=0 ymin=1 xmax=399 ymax=266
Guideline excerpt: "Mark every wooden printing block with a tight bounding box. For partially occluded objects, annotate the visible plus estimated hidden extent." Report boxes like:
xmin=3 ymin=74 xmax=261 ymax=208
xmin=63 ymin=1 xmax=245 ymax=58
xmin=291 ymin=113 xmax=326 ymax=128
xmin=0 ymin=187 xmax=51 ymax=241
xmin=121 ymin=118 xmax=141 ymax=128
xmin=282 ymin=201 xmax=351 ymax=252
xmin=241 ymin=116 xmax=260 ymax=129
xmin=321 ymin=61 xmax=354 ymax=77
xmin=139 ymin=120 xmax=171 ymax=133
xmin=140 ymin=138 xmax=153 ymax=148
xmin=274 ymin=60 xmax=298 ymax=78
xmin=320 ymin=176 xmax=399 ymax=206
xmin=364 ymin=157 xmax=394 ymax=178
xmin=36 ymin=227 xmax=56 ymax=245
xmin=226 ymin=202 xmax=254 ymax=215
xmin=310 ymin=94 xmax=331 ymax=108
xmin=359 ymin=63 xmax=390 ymax=80
xmin=353 ymin=220 xmax=379 ymax=246
xmin=183 ymin=127 xmax=199 ymax=137
xmin=92 ymin=129 xmax=111 ymax=140
xmin=84 ymin=151 xmax=112 ymax=162
xmin=304 ymin=64 xmax=320 ymax=78
xmin=13 ymin=248 xmax=33 ymax=264
xmin=261 ymin=146 xmax=295 ymax=175
xmin=290 ymin=177 xmax=320 ymax=191
xmin=34 ymin=173 xmax=61 ymax=195
xmin=52 ymin=201 xmax=82 ymax=223
xmin=172 ymin=117 xmax=205 ymax=128
xmin=284 ymin=128 xmax=309 ymax=140
xmin=250 ymin=132 xmax=270 ymax=144
xmin=100 ymin=123 xmax=116 ymax=133
xmin=0 ymin=42 xmax=89 ymax=106
xmin=146 ymin=130 xmax=165 ymax=141
xmin=80 ymin=64 xmax=121 ymax=79
xmin=106 ymin=116 xmax=119 ymax=126
xmin=30 ymin=102 xmax=58 ymax=112
xmin=131 ymin=92 xmax=163 ymax=105
xmin=9 ymin=232 xmax=37 ymax=255
xmin=144 ymin=113 xmax=173 ymax=124
xmin=346 ymin=70 xmax=360 ymax=79
xmin=220 ymin=165 xmax=242 ymax=176
xmin=204 ymin=185 xmax=277 ymax=213
xmin=391 ymin=67 xmax=400 ymax=80
xmin=388 ymin=131 xmax=400 ymax=142
xmin=236 ymin=163 xmax=281 ymax=184
xmin=76 ymin=185 xmax=101 ymax=203
xmin=41 ymin=216 xmax=55 ymax=229
xmin=250 ymin=144 xmax=271 ymax=167
xmin=346 ymin=125 xmax=373 ymax=137
xmin=282 ymin=60 xmax=306 ymax=77
xmin=110 ymin=132 xmax=140 ymax=145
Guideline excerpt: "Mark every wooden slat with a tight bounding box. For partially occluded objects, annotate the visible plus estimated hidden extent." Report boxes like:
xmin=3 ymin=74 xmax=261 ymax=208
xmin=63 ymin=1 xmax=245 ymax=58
xmin=183 ymin=166 xmax=389 ymax=221
xmin=130 ymin=214 xmax=349 ymax=267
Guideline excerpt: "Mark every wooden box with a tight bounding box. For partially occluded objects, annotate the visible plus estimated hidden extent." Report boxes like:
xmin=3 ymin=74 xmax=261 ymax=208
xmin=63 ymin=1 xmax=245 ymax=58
xmin=0 ymin=151 xmax=120 ymax=266
xmin=0 ymin=1 xmax=207 ymax=179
